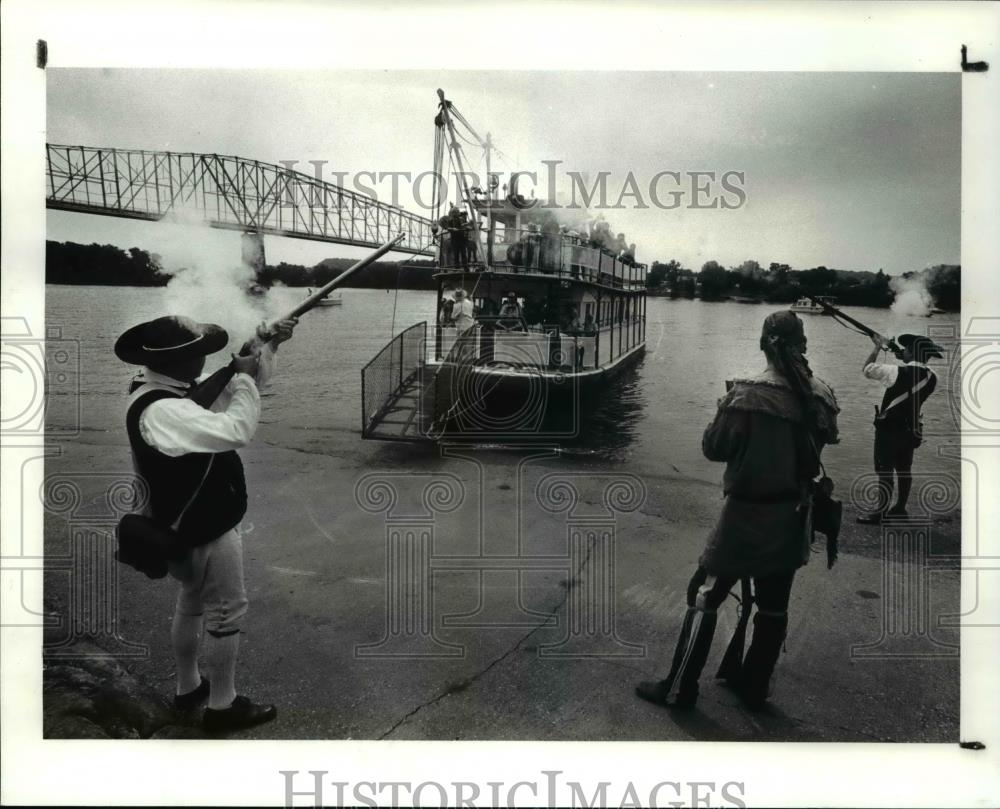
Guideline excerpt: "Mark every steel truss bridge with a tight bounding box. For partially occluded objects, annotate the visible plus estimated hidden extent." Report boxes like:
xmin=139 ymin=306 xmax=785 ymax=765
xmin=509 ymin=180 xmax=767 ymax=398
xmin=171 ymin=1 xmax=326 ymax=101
xmin=45 ymin=144 xmax=435 ymax=256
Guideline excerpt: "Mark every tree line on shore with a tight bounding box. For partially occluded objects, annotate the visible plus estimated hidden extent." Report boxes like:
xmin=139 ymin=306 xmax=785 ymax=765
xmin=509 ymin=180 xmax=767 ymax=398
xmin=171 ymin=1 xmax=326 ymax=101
xmin=45 ymin=240 xmax=959 ymax=311
xmin=645 ymin=259 xmax=960 ymax=311
xmin=45 ymin=241 xmax=438 ymax=289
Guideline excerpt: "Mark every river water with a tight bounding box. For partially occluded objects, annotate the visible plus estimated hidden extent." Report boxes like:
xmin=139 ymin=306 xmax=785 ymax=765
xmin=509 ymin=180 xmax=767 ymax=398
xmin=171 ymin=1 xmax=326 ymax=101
xmin=45 ymin=285 xmax=961 ymax=493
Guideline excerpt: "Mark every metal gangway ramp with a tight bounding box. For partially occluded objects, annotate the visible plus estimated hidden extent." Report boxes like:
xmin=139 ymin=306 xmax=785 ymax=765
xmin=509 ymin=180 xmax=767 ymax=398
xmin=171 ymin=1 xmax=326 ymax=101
xmin=46 ymin=144 xmax=435 ymax=255
xmin=361 ymin=322 xmax=436 ymax=440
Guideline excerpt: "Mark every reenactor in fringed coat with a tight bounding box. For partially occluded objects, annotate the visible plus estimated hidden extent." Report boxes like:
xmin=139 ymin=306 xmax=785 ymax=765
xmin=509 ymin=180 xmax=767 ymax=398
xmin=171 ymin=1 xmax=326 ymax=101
xmin=638 ymin=311 xmax=840 ymax=711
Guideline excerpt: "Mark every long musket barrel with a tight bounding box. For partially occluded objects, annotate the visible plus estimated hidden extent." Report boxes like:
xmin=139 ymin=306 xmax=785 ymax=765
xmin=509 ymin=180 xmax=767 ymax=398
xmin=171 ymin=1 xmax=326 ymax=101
xmin=804 ymin=293 xmax=902 ymax=355
xmin=277 ymin=233 xmax=406 ymax=322
xmin=188 ymin=233 xmax=406 ymax=407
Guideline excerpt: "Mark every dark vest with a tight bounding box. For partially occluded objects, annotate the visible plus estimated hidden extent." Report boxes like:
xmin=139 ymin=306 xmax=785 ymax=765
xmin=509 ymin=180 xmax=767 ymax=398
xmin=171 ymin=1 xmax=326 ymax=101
xmin=126 ymin=387 xmax=248 ymax=547
xmin=876 ymin=364 xmax=936 ymax=430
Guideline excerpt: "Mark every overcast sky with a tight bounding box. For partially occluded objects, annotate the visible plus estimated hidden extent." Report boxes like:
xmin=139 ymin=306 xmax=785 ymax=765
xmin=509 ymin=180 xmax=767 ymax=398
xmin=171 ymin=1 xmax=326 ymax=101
xmin=46 ymin=69 xmax=960 ymax=274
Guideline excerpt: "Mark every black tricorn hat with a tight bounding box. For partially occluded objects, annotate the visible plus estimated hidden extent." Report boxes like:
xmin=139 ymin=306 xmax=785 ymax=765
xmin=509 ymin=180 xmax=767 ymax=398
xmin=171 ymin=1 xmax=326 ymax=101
xmin=896 ymin=333 xmax=944 ymax=360
xmin=114 ymin=316 xmax=229 ymax=366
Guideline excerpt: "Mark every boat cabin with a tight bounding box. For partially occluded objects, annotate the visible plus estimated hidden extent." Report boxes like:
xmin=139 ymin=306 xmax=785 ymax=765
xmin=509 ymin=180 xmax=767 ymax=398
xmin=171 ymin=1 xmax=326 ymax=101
xmin=433 ymin=196 xmax=646 ymax=373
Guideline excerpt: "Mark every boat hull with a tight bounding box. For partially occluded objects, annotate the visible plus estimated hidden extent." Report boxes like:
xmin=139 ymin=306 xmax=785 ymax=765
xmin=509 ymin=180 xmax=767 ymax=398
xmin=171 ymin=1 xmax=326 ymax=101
xmin=429 ymin=343 xmax=645 ymax=441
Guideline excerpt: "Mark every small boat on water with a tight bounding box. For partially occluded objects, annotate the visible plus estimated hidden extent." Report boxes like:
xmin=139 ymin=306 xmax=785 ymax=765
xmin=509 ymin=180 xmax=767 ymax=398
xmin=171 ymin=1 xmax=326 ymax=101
xmin=307 ymin=289 xmax=343 ymax=306
xmin=790 ymin=295 xmax=836 ymax=315
xmin=731 ymin=294 xmax=762 ymax=304
xmin=360 ymin=90 xmax=647 ymax=442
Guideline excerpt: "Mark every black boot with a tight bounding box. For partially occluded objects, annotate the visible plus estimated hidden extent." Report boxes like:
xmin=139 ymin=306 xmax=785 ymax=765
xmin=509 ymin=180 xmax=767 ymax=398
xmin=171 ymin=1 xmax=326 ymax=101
xmin=638 ymin=606 xmax=718 ymax=709
xmin=739 ymin=611 xmax=788 ymax=710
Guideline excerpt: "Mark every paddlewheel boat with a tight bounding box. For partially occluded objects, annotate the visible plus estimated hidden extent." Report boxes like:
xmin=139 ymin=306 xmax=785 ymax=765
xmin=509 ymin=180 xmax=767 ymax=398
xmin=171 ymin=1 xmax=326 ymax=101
xmin=361 ymin=90 xmax=647 ymax=441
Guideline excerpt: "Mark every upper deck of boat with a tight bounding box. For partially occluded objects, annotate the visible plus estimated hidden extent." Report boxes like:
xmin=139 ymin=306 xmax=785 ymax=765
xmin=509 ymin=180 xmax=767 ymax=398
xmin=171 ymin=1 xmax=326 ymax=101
xmin=434 ymin=230 xmax=647 ymax=294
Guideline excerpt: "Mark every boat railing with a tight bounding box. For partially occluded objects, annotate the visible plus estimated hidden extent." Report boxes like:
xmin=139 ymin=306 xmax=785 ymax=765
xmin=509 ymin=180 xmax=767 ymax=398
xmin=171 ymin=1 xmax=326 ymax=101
xmin=436 ymin=227 xmax=647 ymax=291
xmin=434 ymin=315 xmax=643 ymax=370
xmin=361 ymin=321 xmax=428 ymax=438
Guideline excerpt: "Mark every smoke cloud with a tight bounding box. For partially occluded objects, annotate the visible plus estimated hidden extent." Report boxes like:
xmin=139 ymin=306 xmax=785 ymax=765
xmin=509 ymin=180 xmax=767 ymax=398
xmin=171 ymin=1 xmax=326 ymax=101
xmin=154 ymin=208 xmax=284 ymax=344
xmin=890 ymin=272 xmax=934 ymax=317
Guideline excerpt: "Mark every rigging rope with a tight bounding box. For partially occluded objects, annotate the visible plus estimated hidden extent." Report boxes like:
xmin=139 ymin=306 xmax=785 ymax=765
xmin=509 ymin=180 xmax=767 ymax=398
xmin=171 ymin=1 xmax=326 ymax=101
xmin=388 ymin=236 xmax=437 ymax=341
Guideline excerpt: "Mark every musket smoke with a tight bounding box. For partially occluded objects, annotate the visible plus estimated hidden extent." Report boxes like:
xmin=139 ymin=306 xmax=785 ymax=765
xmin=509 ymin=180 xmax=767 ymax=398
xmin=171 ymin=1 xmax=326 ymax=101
xmin=890 ymin=272 xmax=933 ymax=317
xmin=155 ymin=209 xmax=283 ymax=345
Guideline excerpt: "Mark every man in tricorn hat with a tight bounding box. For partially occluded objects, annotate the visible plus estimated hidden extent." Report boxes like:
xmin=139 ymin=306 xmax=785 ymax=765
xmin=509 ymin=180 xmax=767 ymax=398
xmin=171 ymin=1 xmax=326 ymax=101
xmin=115 ymin=314 xmax=295 ymax=733
xmin=857 ymin=331 xmax=944 ymax=523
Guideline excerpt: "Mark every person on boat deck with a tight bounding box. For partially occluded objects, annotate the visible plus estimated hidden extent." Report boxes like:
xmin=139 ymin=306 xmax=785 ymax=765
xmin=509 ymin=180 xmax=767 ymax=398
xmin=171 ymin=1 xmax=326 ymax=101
xmin=626 ymin=243 xmax=637 ymax=265
xmin=461 ymin=214 xmax=480 ymax=267
xmin=452 ymin=210 xmax=475 ymax=268
xmin=615 ymin=232 xmax=629 ymax=261
xmin=636 ymin=310 xmax=839 ymax=712
xmin=582 ymin=312 xmax=597 ymax=336
xmin=522 ymin=223 xmax=541 ymax=269
xmin=540 ymin=216 xmax=561 ymax=273
xmin=115 ymin=314 xmax=297 ymax=733
xmin=497 ymin=292 xmax=523 ymax=330
xmin=451 ymin=289 xmax=476 ymax=335
xmin=439 ymin=293 xmax=455 ymax=326
xmin=857 ymin=332 xmax=943 ymax=524
xmin=564 ymin=308 xmax=586 ymax=369
xmin=439 ymin=205 xmax=466 ymax=269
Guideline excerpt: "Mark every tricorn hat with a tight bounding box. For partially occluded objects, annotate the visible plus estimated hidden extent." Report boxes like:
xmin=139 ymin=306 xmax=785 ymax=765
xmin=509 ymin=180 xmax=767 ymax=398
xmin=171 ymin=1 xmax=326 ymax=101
xmin=896 ymin=333 xmax=944 ymax=360
xmin=114 ymin=315 xmax=229 ymax=366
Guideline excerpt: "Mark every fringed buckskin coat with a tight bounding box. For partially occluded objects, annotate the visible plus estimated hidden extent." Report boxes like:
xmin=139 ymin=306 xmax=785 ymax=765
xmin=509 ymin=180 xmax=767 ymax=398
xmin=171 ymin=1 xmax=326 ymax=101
xmin=698 ymin=369 xmax=840 ymax=579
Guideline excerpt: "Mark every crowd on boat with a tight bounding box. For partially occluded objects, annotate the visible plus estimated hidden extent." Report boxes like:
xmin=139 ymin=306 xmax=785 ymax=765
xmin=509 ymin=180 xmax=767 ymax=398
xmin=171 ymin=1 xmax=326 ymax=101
xmin=435 ymin=206 xmax=638 ymax=272
xmin=438 ymin=287 xmax=597 ymax=338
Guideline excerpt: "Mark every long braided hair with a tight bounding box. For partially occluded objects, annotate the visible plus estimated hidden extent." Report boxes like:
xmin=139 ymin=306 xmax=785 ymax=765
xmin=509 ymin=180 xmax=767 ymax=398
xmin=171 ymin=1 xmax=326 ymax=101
xmin=760 ymin=311 xmax=822 ymax=474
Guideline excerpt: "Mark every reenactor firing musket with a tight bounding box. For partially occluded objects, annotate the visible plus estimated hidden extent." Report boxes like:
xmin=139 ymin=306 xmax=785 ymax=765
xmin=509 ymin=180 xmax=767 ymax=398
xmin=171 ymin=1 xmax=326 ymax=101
xmin=187 ymin=234 xmax=406 ymax=408
xmin=804 ymin=293 xmax=904 ymax=357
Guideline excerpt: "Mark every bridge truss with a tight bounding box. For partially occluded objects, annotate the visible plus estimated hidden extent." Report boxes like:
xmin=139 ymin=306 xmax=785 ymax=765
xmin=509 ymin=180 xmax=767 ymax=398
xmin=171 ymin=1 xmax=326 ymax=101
xmin=46 ymin=144 xmax=436 ymax=255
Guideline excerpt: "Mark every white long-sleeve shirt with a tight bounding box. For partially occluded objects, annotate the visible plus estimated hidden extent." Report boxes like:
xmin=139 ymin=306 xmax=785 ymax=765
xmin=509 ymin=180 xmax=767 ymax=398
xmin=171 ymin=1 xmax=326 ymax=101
xmin=863 ymin=360 xmax=930 ymax=389
xmin=129 ymin=343 xmax=278 ymax=457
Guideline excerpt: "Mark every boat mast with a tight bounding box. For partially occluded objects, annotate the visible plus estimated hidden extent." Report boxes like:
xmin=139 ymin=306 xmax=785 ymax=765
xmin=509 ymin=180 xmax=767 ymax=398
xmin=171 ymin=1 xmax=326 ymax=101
xmin=436 ymin=89 xmax=488 ymax=270
xmin=485 ymin=131 xmax=493 ymax=271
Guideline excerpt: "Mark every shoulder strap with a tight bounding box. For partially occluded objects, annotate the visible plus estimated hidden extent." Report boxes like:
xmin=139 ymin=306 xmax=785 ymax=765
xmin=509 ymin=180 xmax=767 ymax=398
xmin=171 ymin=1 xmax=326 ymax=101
xmin=881 ymin=365 xmax=933 ymax=417
xmin=127 ymin=386 xmax=214 ymax=530
xmin=170 ymin=455 xmax=214 ymax=531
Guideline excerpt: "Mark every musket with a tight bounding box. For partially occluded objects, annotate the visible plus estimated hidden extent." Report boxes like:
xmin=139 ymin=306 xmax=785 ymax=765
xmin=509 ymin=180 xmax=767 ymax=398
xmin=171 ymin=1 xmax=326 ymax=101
xmin=188 ymin=233 xmax=406 ymax=408
xmin=804 ymin=294 xmax=903 ymax=357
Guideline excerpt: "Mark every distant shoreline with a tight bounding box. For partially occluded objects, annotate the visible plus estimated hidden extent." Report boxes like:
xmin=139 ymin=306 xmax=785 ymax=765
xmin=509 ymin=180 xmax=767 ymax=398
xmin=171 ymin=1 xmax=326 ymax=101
xmin=43 ymin=240 xmax=960 ymax=312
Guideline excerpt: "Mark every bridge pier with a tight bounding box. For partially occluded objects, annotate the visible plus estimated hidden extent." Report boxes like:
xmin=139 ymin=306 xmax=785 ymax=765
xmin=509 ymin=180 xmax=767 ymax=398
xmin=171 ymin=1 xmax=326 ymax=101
xmin=241 ymin=231 xmax=266 ymax=278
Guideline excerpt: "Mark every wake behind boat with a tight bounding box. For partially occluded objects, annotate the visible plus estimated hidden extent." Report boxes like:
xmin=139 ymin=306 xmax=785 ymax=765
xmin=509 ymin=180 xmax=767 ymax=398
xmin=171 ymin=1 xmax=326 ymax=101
xmin=361 ymin=90 xmax=647 ymax=442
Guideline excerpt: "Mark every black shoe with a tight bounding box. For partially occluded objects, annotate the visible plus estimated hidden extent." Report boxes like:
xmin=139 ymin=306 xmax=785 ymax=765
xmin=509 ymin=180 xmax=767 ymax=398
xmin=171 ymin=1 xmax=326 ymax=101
xmin=173 ymin=677 xmax=210 ymax=711
xmin=203 ymin=695 xmax=277 ymax=734
xmin=856 ymin=511 xmax=884 ymax=525
xmin=737 ymin=687 xmax=769 ymax=712
xmin=635 ymin=680 xmax=696 ymax=710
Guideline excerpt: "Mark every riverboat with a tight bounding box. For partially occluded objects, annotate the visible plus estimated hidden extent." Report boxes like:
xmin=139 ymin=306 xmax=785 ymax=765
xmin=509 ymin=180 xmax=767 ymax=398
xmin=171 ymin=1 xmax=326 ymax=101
xmin=790 ymin=295 xmax=836 ymax=315
xmin=360 ymin=90 xmax=647 ymax=441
